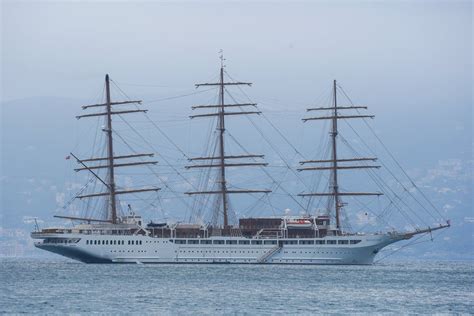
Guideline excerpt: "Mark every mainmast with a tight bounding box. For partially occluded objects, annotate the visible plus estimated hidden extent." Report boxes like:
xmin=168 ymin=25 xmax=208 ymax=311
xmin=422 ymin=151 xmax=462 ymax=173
xmin=186 ymin=53 xmax=271 ymax=228
xmin=62 ymin=74 xmax=161 ymax=224
xmin=217 ymin=58 xmax=229 ymax=227
xmin=298 ymin=80 xmax=382 ymax=231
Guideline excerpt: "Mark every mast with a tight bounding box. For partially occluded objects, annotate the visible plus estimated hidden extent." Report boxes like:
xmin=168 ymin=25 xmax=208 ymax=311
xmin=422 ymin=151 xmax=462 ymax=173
xmin=331 ymin=80 xmax=341 ymax=229
xmin=218 ymin=60 xmax=229 ymax=227
xmin=105 ymin=74 xmax=118 ymax=223
xmin=71 ymin=75 xmax=161 ymax=224
xmin=186 ymin=53 xmax=271 ymax=229
xmin=298 ymin=80 xmax=382 ymax=232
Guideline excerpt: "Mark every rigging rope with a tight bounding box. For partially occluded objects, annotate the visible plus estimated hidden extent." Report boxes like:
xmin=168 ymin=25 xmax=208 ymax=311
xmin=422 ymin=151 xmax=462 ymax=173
xmin=337 ymin=84 xmax=445 ymax=220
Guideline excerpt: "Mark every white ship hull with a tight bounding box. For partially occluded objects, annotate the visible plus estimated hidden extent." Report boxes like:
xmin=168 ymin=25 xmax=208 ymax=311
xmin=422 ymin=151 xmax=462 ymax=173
xmin=32 ymin=233 xmax=403 ymax=265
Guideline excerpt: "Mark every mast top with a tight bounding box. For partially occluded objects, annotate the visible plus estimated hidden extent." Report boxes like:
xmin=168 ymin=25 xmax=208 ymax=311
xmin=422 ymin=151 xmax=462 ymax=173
xmin=219 ymin=49 xmax=226 ymax=68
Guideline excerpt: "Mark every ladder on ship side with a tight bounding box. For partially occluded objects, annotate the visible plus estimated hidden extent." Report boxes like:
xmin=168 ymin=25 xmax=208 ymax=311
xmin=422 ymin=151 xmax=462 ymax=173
xmin=257 ymin=245 xmax=282 ymax=264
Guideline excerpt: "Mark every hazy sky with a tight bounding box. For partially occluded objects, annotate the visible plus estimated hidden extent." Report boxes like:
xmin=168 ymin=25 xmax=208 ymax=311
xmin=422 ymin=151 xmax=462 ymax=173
xmin=2 ymin=0 xmax=472 ymax=159
xmin=2 ymin=1 xmax=471 ymax=100
xmin=1 ymin=0 xmax=472 ymax=258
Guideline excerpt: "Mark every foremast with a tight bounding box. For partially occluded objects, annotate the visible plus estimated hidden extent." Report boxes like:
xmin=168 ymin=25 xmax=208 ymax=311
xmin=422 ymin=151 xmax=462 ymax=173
xmin=186 ymin=54 xmax=271 ymax=228
xmin=56 ymin=74 xmax=160 ymax=224
xmin=298 ymin=80 xmax=382 ymax=231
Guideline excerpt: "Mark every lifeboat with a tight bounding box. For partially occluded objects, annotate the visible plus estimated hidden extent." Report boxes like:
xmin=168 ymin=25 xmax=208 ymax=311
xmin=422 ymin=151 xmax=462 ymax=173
xmin=286 ymin=219 xmax=313 ymax=228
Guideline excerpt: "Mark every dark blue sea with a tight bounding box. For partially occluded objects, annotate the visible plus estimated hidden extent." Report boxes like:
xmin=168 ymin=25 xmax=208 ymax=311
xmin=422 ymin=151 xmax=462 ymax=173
xmin=1 ymin=258 xmax=472 ymax=314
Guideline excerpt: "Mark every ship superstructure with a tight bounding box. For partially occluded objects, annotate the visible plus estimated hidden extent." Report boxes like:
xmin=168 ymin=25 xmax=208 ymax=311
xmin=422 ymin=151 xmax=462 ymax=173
xmin=31 ymin=61 xmax=450 ymax=264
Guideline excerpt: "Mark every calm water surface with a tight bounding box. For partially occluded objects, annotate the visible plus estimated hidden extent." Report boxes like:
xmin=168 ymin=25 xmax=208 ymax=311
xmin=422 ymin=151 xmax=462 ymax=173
xmin=1 ymin=258 xmax=472 ymax=314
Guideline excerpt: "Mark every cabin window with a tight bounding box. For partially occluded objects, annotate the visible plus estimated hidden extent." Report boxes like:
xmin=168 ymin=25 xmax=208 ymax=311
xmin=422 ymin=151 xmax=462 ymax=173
xmin=238 ymin=240 xmax=250 ymax=245
xmin=200 ymin=240 xmax=212 ymax=244
xmin=315 ymin=240 xmax=325 ymax=245
xmin=350 ymin=240 xmax=362 ymax=244
xmin=264 ymin=240 xmax=277 ymax=245
xmin=251 ymin=240 xmax=262 ymax=245
xmin=327 ymin=240 xmax=337 ymax=244
xmin=338 ymin=240 xmax=349 ymax=244
xmin=175 ymin=239 xmax=187 ymax=244
xmin=128 ymin=240 xmax=131 ymax=245
xmin=299 ymin=240 xmax=314 ymax=245
xmin=86 ymin=240 xmax=89 ymax=245
xmin=283 ymin=240 xmax=298 ymax=245
xmin=188 ymin=240 xmax=199 ymax=244
xmin=102 ymin=240 xmax=105 ymax=245
xmin=226 ymin=240 xmax=237 ymax=245
xmin=213 ymin=240 xmax=225 ymax=245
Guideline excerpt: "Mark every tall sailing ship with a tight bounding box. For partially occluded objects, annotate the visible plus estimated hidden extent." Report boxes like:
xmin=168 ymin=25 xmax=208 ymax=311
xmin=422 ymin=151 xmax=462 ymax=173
xmin=31 ymin=61 xmax=449 ymax=264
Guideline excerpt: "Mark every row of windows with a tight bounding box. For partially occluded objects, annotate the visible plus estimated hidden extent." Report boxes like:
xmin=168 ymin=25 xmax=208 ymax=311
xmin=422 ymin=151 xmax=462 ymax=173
xmin=175 ymin=249 xmax=354 ymax=255
xmin=173 ymin=239 xmax=362 ymax=245
xmin=179 ymin=250 xmax=265 ymax=254
xmin=45 ymin=238 xmax=80 ymax=244
xmin=83 ymin=239 xmax=361 ymax=246
xmin=85 ymin=240 xmax=143 ymax=246
xmin=283 ymin=250 xmax=353 ymax=255
xmin=176 ymin=259 xmax=339 ymax=263
xmin=174 ymin=239 xmax=272 ymax=245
